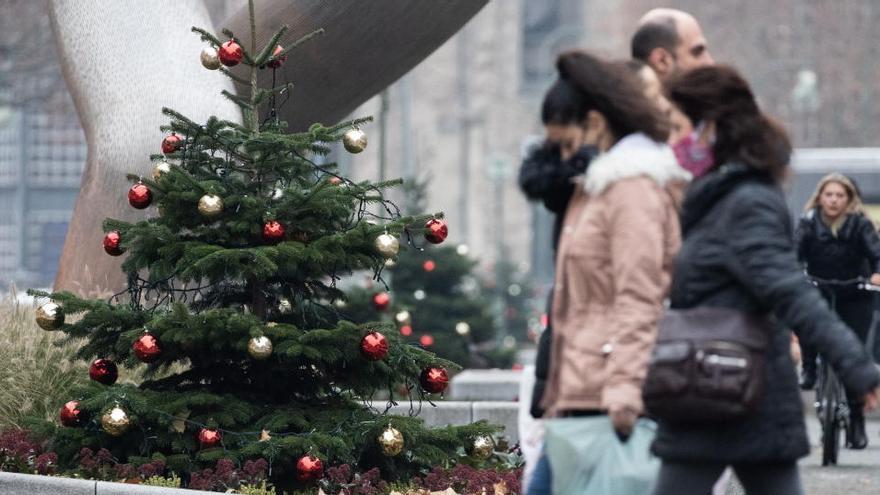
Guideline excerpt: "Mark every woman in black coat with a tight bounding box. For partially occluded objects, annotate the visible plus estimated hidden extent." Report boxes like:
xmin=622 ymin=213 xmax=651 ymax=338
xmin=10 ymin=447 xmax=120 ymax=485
xmin=795 ymin=172 xmax=880 ymax=449
xmin=650 ymin=65 xmax=880 ymax=495
xmin=518 ymin=78 xmax=596 ymax=420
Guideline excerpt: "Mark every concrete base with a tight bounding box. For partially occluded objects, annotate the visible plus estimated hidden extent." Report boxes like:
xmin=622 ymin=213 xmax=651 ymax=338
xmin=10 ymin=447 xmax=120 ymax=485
xmin=388 ymin=400 xmax=520 ymax=443
xmin=0 ymin=472 xmax=216 ymax=495
xmin=449 ymin=369 xmax=523 ymax=401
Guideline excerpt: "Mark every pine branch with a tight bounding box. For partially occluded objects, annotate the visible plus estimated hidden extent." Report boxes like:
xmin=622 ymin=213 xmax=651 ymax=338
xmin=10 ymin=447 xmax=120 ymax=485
xmin=218 ymin=67 xmax=251 ymax=86
xmin=191 ymin=27 xmax=222 ymax=47
xmin=253 ymin=25 xmax=289 ymax=67
xmin=278 ymin=28 xmax=325 ymax=58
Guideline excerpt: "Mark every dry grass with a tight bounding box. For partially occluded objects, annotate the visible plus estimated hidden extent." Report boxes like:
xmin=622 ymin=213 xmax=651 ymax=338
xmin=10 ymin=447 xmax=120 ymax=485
xmin=0 ymin=289 xmax=88 ymax=430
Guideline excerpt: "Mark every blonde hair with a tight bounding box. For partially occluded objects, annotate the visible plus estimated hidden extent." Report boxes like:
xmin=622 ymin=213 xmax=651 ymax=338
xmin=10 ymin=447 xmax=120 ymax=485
xmin=803 ymin=173 xmax=864 ymax=215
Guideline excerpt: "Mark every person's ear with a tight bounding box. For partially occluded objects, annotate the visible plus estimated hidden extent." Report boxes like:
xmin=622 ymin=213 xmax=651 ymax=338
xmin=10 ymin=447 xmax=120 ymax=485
xmin=583 ymin=110 xmax=609 ymax=147
xmin=698 ymin=120 xmax=716 ymax=145
xmin=648 ymin=47 xmax=675 ymax=79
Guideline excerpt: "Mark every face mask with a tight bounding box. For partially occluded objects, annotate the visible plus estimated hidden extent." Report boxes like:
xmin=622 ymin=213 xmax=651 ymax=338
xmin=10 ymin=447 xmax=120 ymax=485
xmin=672 ymin=123 xmax=715 ymax=178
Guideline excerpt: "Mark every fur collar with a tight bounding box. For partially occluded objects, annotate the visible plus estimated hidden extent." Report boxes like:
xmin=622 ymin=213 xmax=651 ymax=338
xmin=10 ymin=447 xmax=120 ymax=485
xmin=583 ymin=133 xmax=691 ymax=194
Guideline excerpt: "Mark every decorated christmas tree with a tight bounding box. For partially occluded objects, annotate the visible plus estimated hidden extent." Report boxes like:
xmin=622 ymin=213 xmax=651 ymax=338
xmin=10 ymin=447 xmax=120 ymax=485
xmin=28 ymin=2 xmax=498 ymax=490
xmin=343 ymin=180 xmax=514 ymax=369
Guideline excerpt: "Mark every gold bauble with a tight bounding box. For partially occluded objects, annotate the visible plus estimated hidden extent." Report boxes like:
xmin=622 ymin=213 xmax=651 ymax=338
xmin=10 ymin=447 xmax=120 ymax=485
xmin=200 ymin=47 xmax=221 ymax=70
xmin=259 ymin=429 xmax=272 ymax=442
xmin=333 ymin=299 xmax=348 ymax=309
xmin=197 ymin=194 xmax=223 ymax=218
xmin=374 ymin=233 xmax=400 ymax=258
xmin=471 ymin=435 xmax=495 ymax=460
xmin=101 ymin=406 xmax=131 ymax=436
xmin=455 ymin=321 xmax=471 ymax=336
xmin=342 ymin=129 xmax=367 ymax=154
xmin=152 ymin=161 xmax=172 ymax=180
xmin=378 ymin=426 xmax=404 ymax=456
xmin=35 ymin=302 xmax=64 ymax=331
xmin=394 ymin=310 xmax=412 ymax=327
xmin=278 ymin=298 xmax=293 ymax=314
xmin=247 ymin=336 xmax=273 ymax=360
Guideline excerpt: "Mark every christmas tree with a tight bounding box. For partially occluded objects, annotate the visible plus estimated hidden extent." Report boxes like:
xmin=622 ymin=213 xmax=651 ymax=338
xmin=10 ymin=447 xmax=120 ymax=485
xmin=343 ymin=179 xmax=514 ymax=369
xmin=28 ymin=2 xmax=498 ymax=489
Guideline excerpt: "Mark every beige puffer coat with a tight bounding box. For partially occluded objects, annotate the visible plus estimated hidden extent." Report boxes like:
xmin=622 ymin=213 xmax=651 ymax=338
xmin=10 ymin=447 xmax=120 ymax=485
xmin=542 ymin=133 xmax=689 ymax=416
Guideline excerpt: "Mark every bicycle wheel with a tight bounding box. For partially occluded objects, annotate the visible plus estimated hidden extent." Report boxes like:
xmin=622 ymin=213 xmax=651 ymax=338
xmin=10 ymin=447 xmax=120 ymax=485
xmin=820 ymin=364 xmax=841 ymax=466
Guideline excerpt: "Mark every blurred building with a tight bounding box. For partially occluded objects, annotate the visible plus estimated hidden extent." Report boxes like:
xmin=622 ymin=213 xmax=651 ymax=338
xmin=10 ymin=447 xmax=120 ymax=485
xmin=4 ymin=0 xmax=880 ymax=290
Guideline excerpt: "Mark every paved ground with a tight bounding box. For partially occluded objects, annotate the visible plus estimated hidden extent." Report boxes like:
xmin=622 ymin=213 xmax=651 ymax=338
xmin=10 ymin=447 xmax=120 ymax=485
xmin=726 ymin=415 xmax=880 ymax=494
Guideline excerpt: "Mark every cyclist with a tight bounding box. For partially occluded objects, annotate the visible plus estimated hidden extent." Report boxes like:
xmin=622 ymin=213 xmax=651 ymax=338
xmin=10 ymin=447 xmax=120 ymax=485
xmin=796 ymin=172 xmax=880 ymax=449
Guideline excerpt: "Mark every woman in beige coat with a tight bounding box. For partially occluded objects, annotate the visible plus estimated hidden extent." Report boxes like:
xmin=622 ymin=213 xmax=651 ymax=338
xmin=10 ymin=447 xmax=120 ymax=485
xmin=541 ymin=51 xmax=690 ymax=437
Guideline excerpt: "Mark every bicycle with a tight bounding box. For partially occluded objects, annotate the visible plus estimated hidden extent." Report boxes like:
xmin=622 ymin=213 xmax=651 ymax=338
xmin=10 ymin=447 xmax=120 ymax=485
xmin=806 ymin=276 xmax=880 ymax=466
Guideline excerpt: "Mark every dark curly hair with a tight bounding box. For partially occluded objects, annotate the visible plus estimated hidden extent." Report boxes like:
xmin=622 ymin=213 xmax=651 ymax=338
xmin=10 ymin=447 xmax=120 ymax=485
xmin=667 ymin=65 xmax=792 ymax=180
xmin=556 ymin=50 xmax=669 ymax=143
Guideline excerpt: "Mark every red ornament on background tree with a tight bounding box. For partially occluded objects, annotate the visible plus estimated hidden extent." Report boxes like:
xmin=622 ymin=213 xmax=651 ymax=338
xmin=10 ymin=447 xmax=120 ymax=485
xmin=59 ymin=400 xmax=83 ymax=427
xmin=419 ymin=334 xmax=435 ymax=347
xmin=133 ymin=332 xmax=162 ymax=363
xmin=399 ymin=325 xmax=413 ymax=336
xmin=89 ymin=358 xmax=118 ymax=385
xmin=419 ymin=367 xmax=449 ymax=394
xmin=422 ymin=260 xmax=436 ymax=272
xmin=161 ymin=133 xmax=182 ymax=154
xmin=198 ymin=428 xmax=222 ymax=449
xmin=360 ymin=331 xmax=389 ymax=360
xmin=128 ymin=182 xmax=152 ymax=209
xmin=103 ymin=231 xmax=123 ymax=256
xmin=372 ymin=292 xmax=391 ymax=311
xmin=296 ymin=455 xmax=324 ymax=481
xmin=218 ymin=40 xmax=243 ymax=66
xmin=266 ymin=45 xmax=286 ymax=68
xmin=424 ymin=218 xmax=448 ymax=244
xmin=262 ymin=220 xmax=285 ymax=244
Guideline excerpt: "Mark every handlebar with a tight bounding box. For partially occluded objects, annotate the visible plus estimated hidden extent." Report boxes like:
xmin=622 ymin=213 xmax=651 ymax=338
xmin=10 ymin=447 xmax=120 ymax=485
xmin=807 ymin=276 xmax=880 ymax=293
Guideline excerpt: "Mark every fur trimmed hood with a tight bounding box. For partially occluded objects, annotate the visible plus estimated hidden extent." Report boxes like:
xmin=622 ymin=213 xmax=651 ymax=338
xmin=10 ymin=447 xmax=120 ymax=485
xmin=584 ymin=133 xmax=691 ymax=195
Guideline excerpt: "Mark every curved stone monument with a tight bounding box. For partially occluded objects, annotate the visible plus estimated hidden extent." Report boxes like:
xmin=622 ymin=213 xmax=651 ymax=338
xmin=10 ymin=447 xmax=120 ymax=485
xmin=51 ymin=0 xmax=487 ymax=295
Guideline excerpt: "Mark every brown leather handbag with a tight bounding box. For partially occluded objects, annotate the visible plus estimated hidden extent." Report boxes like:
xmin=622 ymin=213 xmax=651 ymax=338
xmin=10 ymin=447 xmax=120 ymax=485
xmin=643 ymin=306 xmax=770 ymax=423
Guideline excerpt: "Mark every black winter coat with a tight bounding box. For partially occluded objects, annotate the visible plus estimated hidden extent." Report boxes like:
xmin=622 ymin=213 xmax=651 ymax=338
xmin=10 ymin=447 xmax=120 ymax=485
xmin=796 ymin=207 xmax=880 ymax=298
xmin=518 ymin=143 xmax=595 ymax=418
xmin=652 ymin=163 xmax=880 ymax=463
xmin=518 ymin=143 xmax=595 ymax=252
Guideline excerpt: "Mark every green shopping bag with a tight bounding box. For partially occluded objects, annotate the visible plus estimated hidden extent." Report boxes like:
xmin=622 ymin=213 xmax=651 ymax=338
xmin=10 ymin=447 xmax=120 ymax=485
xmin=544 ymin=416 xmax=660 ymax=495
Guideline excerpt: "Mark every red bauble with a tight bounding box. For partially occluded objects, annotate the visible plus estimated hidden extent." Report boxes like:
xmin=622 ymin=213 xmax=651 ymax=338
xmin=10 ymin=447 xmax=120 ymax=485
xmin=262 ymin=220 xmax=285 ymax=244
xmin=328 ymin=176 xmax=343 ymax=185
xmin=89 ymin=358 xmax=118 ymax=385
xmin=372 ymin=292 xmax=391 ymax=311
xmin=400 ymin=325 xmax=413 ymax=336
xmin=424 ymin=218 xmax=448 ymax=244
xmin=59 ymin=400 xmax=83 ymax=427
xmin=218 ymin=40 xmax=243 ymax=66
xmin=419 ymin=367 xmax=449 ymax=394
xmin=267 ymin=45 xmax=286 ymax=68
xmin=198 ymin=428 xmax=222 ymax=449
xmin=103 ymin=231 xmax=123 ymax=256
xmin=360 ymin=331 xmax=389 ymax=360
xmin=128 ymin=182 xmax=152 ymax=209
xmin=132 ymin=332 xmax=162 ymax=363
xmin=161 ymin=133 xmax=182 ymax=154
xmin=296 ymin=455 xmax=324 ymax=481
xmin=423 ymin=260 xmax=436 ymax=272
xmin=420 ymin=334 xmax=435 ymax=347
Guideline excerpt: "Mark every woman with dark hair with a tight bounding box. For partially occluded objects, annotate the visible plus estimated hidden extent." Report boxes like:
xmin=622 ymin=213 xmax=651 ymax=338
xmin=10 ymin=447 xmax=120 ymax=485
xmin=650 ymin=65 xmax=880 ymax=494
xmin=539 ymin=48 xmax=688 ymax=451
xmin=795 ymin=172 xmax=880 ymax=449
xmin=519 ymin=78 xmax=596 ymax=495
